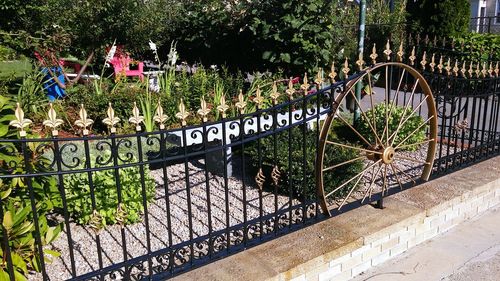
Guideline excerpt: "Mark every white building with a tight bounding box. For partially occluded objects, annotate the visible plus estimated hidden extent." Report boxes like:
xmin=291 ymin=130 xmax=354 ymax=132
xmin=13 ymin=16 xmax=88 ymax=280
xmin=470 ymin=0 xmax=500 ymax=33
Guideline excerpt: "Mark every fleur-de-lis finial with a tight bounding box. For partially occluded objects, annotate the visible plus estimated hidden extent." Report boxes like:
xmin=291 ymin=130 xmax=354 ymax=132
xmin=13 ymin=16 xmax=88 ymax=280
xmin=356 ymin=52 xmax=365 ymax=70
xmin=197 ymin=97 xmax=211 ymax=122
xmin=300 ymin=73 xmax=310 ymax=95
xmin=488 ymin=62 xmax=494 ymax=77
xmin=444 ymin=58 xmax=451 ymax=75
xmin=153 ymin=100 xmax=168 ymax=129
xmin=9 ymin=103 xmax=32 ymax=137
xmin=235 ymin=90 xmax=247 ymax=114
xmin=475 ymin=62 xmax=481 ymax=77
xmin=370 ymin=44 xmax=378 ymax=64
xmin=75 ymin=104 xmax=94 ymax=135
xmin=254 ymin=85 xmax=265 ymax=107
xmin=328 ymin=62 xmax=337 ymax=82
xmin=481 ymin=62 xmax=488 ymax=77
xmin=383 ymin=40 xmax=392 ymax=61
xmin=461 ymin=61 xmax=467 ymax=77
xmin=453 ymin=60 xmax=459 ymax=76
xmin=314 ymin=68 xmax=324 ymax=86
xmin=495 ymin=62 xmax=499 ymax=77
xmin=217 ymin=95 xmax=230 ymax=118
xmin=175 ymin=99 xmax=189 ymax=126
xmin=43 ymin=103 xmax=64 ymax=136
xmin=342 ymin=58 xmax=350 ymax=77
xmin=437 ymin=56 xmax=443 ymax=73
xmin=286 ymin=78 xmax=295 ymax=99
xmin=397 ymin=42 xmax=404 ymax=62
xmin=270 ymin=82 xmax=281 ymax=104
xmin=429 ymin=54 xmax=436 ymax=72
xmin=409 ymin=46 xmax=416 ymax=65
xmin=468 ymin=62 xmax=474 ymax=78
xmin=102 ymin=103 xmax=120 ymax=133
xmin=420 ymin=52 xmax=427 ymax=70
xmin=129 ymin=102 xmax=144 ymax=131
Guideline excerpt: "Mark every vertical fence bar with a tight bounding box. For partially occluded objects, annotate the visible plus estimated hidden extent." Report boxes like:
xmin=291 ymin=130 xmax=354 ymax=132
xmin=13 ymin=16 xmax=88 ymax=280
xmin=135 ymin=133 xmax=153 ymax=276
xmin=52 ymin=138 xmax=77 ymax=277
xmin=272 ymin=97 xmax=279 ymax=234
xmin=287 ymin=91 xmax=293 ymax=227
xmin=201 ymin=119 xmax=213 ymax=257
xmin=0 ymin=198 xmax=15 ymax=281
xmin=158 ymin=131 xmax=173 ymax=273
xmin=83 ymin=136 xmax=104 ymax=277
xmin=256 ymin=106 xmax=264 ymax=239
xmin=220 ymin=118 xmax=231 ymax=252
xmin=180 ymin=127 xmax=194 ymax=265
xmin=20 ymin=140 xmax=48 ymax=280
xmin=239 ymin=112 xmax=248 ymax=246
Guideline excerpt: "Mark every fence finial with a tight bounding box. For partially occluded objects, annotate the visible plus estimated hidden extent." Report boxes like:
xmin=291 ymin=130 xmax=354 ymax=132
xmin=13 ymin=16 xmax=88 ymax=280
xmin=286 ymin=78 xmax=295 ymax=99
xmin=301 ymin=73 xmax=310 ymax=95
xmin=495 ymin=62 xmax=499 ymax=77
xmin=197 ymin=97 xmax=210 ymax=122
xmin=217 ymin=95 xmax=230 ymax=118
xmin=356 ymin=52 xmax=365 ymax=70
xmin=397 ymin=42 xmax=404 ymax=62
xmin=429 ymin=54 xmax=436 ymax=72
xmin=315 ymin=68 xmax=324 ymax=86
xmin=270 ymin=82 xmax=280 ymax=105
xmin=175 ymin=99 xmax=189 ymax=126
xmin=129 ymin=102 xmax=144 ymax=131
xmin=236 ymin=90 xmax=247 ymax=114
xmin=420 ymin=52 xmax=427 ymax=70
xmin=383 ymin=40 xmax=392 ymax=61
xmin=437 ymin=56 xmax=444 ymax=74
xmin=9 ymin=103 xmax=32 ymax=137
xmin=409 ymin=46 xmax=416 ymax=66
xmin=342 ymin=58 xmax=350 ymax=78
xmin=329 ymin=62 xmax=337 ymax=82
xmin=43 ymin=103 xmax=64 ymax=136
xmin=467 ymin=62 xmax=474 ymax=78
xmin=75 ymin=104 xmax=94 ymax=135
xmin=153 ymin=100 xmax=168 ymax=129
xmin=475 ymin=62 xmax=481 ymax=78
xmin=254 ymin=85 xmax=265 ymax=106
xmin=445 ymin=58 xmax=451 ymax=76
xmin=102 ymin=103 xmax=120 ymax=134
xmin=460 ymin=61 xmax=467 ymax=78
xmin=370 ymin=43 xmax=378 ymax=64
xmin=453 ymin=60 xmax=459 ymax=77
xmin=488 ymin=62 xmax=494 ymax=77
xmin=481 ymin=62 xmax=488 ymax=78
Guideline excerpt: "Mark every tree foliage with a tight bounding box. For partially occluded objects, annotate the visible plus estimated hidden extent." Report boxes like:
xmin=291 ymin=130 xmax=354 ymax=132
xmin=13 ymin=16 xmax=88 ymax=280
xmin=406 ymin=0 xmax=470 ymax=37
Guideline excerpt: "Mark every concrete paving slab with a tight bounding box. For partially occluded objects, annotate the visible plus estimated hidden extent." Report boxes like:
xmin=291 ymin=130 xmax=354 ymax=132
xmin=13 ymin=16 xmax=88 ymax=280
xmin=350 ymin=206 xmax=500 ymax=281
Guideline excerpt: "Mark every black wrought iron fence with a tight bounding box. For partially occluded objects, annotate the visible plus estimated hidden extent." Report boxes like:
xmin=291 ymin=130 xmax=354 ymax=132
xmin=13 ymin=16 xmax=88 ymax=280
xmin=1 ymin=42 xmax=500 ymax=281
xmin=470 ymin=16 xmax=500 ymax=34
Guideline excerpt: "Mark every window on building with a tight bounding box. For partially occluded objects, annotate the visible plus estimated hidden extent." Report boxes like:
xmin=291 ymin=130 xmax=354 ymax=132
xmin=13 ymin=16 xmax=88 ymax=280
xmin=496 ymin=0 xmax=500 ymax=23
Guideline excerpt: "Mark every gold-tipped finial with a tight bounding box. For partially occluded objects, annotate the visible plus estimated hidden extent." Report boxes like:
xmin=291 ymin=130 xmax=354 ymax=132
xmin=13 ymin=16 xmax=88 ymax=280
xmin=9 ymin=103 xmax=31 ymax=138
xmin=315 ymin=68 xmax=324 ymax=86
xmin=383 ymin=40 xmax=392 ymax=61
xmin=397 ymin=42 xmax=404 ymax=62
xmin=444 ymin=58 xmax=451 ymax=76
xmin=420 ymin=52 xmax=427 ymax=70
xmin=342 ymin=58 xmax=350 ymax=78
xmin=437 ymin=56 xmax=444 ymax=74
xmin=429 ymin=54 xmax=436 ymax=72
xmin=197 ymin=97 xmax=211 ymax=122
xmin=235 ymin=90 xmax=247 ymax=114
xmin=254 ymin=85 xmax=265 ymax=107
xmin=409 ymin=46 xmax=416 ymax=65
xmin=217 ymin=95 xmax=230 ymax=119
xmin=460 ymin=61 xmax=467 ymax=77
xmin=370 ymin=44 xmax=378 ymax=64
xmin=129 ymin=102 xmax=144 ymax=131
xmin=356 ymin=52 xmax=365 ymax=70
xmin=286 ymin=78 xmax=295 ymax=99
xmin=495 ymin=62 xmax=499 ymax=77
xmin=452 ymin=60 xmax=459 ymax=76
xmin=102 ymin=103 xmax=120 ymax=134
xmin=270 ymin=81 xmax=281 ymax=104
xmin=300 ymin=73 xmax=310 ymax=95
xmin=475 ymin=62 xmax=481 ymax=77
xmin=75 ymin=104 xmax=94 ymax=135
xmin=43 ymin=103 xmax=64 ymax=136
xmin=328 ymin=62 xmax=337 ymax=82
xmin=481 ymin=62 xmax=488 ymax=78
xmin=175 ymin=99 xmax=189 ymax=126
xmin=153 ymin=100 xmax=168 ymax=130
xmin=488 ymin=62 xmax=494 ymax=77
xmin=467 ymin=62 xmax=474 ymax=78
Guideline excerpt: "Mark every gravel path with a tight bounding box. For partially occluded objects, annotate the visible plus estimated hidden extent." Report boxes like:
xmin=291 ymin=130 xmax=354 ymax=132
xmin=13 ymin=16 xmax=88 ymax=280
xmin=30 ymin=142 xmax=461 ymax=280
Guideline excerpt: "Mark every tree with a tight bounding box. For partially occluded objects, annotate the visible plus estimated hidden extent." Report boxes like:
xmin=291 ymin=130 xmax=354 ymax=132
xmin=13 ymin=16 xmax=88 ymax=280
xmin=406 ymin=0 xmax=470 ymax=37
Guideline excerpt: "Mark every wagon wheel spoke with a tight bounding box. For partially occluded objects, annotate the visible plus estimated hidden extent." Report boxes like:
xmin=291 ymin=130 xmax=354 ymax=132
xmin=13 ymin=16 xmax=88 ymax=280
xmin=348 ymin=88 xmax=384 ymax=145
xmin=361 ymin=164 xmax=384 ymax=203
xmin=393 ymin=115 xmax=434 ymax=150
xmin=325 ymin=160 xmax=382 ymax=199
xmin=396 ymin=138 xmax=435 ymax=150
xmin=390 ymin=163 xmax=404 ymax=190
xmin=393 ymin=155 xmax=430 ymax=165
xmin=325 ymin=140 xmax=382 ymax=155
xmin=381 ymin=68 xmax=407 ymax=145
xmin=389 ymin=94 xmax=429 ymax=146
xmin=323 ymin=156 xmax=366 ymax=172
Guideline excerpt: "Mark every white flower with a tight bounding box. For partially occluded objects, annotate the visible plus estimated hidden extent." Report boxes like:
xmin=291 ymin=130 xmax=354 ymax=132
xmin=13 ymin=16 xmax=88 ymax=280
xmin=167 ymin=42 xmax=178 ymax=67
xmin=210 ymin=65 xmax=218 ymax=71
xmin=105 ymin=45 xmax=116 ymax=63
xmin=148 ymin=40 xmax=157 ymax=52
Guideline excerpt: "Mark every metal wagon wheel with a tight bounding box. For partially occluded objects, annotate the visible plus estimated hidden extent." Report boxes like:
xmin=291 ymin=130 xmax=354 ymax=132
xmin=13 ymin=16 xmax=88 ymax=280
xmin=316 ymin=62 xmax=438 ymax=216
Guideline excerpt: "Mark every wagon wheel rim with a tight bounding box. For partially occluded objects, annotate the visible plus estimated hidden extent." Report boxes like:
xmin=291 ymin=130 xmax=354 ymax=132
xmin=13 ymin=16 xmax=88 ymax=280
xmin=316 ymin=62 xmax=438 ymax=216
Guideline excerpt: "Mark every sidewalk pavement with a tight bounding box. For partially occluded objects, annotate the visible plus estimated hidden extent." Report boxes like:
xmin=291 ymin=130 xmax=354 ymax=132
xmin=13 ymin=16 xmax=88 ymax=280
xmin=351 ymin=206 xmax=500 ymax=281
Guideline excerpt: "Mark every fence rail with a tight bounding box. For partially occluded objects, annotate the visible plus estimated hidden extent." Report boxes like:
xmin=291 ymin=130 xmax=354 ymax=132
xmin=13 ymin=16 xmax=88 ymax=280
xmin=1 ymin=42 xmax=500 ymax=280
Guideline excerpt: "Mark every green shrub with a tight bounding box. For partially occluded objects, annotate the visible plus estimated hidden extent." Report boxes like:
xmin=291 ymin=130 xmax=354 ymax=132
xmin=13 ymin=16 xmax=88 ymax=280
xmin=453 ymin=33 xmax=500 ymax=62
xmin=357 ymin=103 xmax=427 ymax=151
xmin=64 ymin=152 xmax=155 ymax=227
xmin=246 ymin=122 xmax=363 ymax=200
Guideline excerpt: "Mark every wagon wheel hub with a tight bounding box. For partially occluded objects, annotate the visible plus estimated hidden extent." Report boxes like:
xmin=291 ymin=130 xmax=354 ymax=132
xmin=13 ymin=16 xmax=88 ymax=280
xmin=381 ymin=146 xmax=395 ymax=164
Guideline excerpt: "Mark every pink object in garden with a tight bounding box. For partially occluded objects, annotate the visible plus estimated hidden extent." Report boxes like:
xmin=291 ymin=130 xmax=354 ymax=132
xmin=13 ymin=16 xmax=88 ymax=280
xmin=109 ymin=54 xmax=144 ymax=81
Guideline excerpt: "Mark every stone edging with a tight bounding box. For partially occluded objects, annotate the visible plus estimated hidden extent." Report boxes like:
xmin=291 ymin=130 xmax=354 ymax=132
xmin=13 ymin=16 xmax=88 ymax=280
xmin=173 ymin=156 xmax=500 ymax=281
